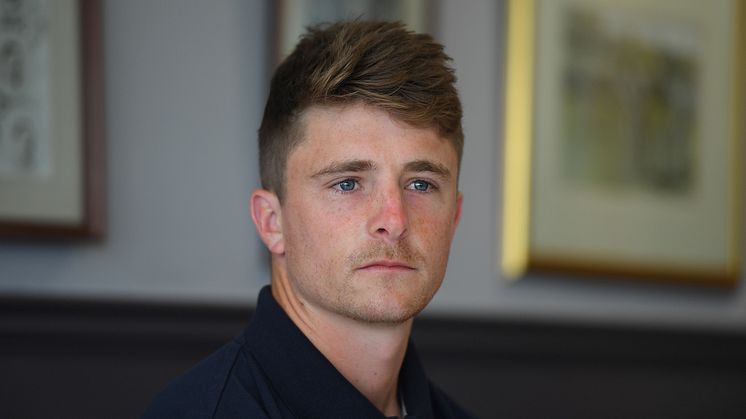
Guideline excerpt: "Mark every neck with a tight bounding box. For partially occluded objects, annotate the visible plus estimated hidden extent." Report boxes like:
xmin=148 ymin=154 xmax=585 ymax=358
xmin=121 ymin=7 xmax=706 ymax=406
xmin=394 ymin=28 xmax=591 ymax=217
xmin=271 ymin=264 xmax=411 ymax=418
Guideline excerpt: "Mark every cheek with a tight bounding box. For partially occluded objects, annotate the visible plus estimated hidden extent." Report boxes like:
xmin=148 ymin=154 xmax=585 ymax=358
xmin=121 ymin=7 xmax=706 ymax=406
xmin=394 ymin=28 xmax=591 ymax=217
xmin=408 ymin=201 xmax=458 ymax=256
xmin=290 ymin=201 xmax=358 ymax=255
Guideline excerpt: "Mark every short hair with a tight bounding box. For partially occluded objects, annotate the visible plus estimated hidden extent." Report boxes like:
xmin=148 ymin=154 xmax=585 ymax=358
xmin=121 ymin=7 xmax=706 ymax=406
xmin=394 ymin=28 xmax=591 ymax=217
xmin=258 ymin=20 xmax=463 ymax=201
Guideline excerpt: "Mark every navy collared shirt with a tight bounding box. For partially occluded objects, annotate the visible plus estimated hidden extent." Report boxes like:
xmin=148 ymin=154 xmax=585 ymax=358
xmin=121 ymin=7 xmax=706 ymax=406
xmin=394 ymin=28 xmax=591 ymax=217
xmin=142 ymin=286 xmax=476 ymax=419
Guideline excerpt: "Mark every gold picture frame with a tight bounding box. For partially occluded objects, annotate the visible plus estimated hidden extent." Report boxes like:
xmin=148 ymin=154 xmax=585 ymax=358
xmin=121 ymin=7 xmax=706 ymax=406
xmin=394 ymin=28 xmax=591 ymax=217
xmin=501 ymin=0 xmax=744 ymax=286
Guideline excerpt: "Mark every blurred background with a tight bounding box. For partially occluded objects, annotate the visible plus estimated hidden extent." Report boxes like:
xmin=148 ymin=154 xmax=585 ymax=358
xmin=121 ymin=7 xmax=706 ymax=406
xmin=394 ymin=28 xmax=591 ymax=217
xmin=1 ymin=1 xmax=745 ymax=418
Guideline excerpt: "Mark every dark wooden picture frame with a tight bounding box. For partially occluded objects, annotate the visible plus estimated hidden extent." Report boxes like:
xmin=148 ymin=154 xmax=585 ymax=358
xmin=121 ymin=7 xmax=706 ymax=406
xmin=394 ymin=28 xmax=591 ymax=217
xmin=0 ymin=0 xmax=105 ymax=240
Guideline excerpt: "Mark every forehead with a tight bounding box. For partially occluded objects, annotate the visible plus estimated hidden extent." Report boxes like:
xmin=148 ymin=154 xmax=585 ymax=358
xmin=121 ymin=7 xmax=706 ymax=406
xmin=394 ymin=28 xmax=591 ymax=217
xmin=289 ymin=103 xmax=459 ymax=172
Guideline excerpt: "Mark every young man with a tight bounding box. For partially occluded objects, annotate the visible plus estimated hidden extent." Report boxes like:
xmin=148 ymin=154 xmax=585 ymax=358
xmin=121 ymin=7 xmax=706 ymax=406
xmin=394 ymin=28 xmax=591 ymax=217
xmin=143 ymin=21 xmax=472 ymax=419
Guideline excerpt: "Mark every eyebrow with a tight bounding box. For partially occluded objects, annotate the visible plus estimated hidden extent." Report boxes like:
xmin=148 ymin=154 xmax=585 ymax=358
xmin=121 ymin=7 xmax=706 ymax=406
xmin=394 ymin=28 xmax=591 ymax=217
xmin=311 ymin=160 xmax=377 ymax=178
xmin=404 ymin=160 xmax=452 ymax=179
xmin=310 ymin=158 xmax=452 ymax=179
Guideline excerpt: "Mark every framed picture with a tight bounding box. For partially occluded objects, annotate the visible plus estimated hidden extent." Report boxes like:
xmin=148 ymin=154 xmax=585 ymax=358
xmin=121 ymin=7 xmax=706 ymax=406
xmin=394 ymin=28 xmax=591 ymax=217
xmin=274 ymin=0 xmax=430 ymax=64
xmin=501 ymin=0 xmax=744 ymax=286
xmin=0 ymin=0 xmax=105 ymax=240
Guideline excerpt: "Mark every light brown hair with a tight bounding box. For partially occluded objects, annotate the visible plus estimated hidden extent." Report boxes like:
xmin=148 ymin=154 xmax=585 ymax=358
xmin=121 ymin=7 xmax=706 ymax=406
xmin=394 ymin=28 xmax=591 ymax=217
xmin=258 ymin=20 xmax=463 ymax=201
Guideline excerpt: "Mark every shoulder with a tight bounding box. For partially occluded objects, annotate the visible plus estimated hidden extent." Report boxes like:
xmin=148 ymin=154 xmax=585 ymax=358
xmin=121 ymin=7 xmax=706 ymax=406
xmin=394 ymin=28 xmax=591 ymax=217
xmin=429 ymin=381 xmax=480 ymax=419
xmin=141 ymin=338 xmax=245 ymax=419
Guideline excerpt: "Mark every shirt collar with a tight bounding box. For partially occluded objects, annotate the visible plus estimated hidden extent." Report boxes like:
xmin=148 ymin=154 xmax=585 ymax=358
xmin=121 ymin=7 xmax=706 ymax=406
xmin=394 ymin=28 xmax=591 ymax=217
xmin=242 ymin=285 xmax=434 ymax=419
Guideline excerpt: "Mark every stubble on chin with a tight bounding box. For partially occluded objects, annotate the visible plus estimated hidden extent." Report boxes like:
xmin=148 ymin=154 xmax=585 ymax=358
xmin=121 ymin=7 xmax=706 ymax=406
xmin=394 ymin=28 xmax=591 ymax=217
xmin=333 ymin=241 xmax=439 ymax=324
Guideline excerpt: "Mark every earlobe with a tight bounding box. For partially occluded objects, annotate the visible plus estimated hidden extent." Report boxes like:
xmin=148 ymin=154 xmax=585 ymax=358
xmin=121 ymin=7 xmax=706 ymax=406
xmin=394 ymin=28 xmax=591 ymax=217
xmin=250 ymin=189 xmax=285 ymax=255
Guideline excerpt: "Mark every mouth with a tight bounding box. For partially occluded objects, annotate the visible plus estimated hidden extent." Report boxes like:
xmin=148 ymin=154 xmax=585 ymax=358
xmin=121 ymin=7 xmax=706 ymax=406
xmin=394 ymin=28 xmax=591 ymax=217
xmin=357 ymin=260 xmax=416 ymax=272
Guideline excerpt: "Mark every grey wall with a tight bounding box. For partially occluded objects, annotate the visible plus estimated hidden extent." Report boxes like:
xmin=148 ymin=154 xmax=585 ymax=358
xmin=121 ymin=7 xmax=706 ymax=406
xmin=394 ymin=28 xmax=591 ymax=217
xmin=0 ymin=0 xmax=270 ymax=303
xmin=1 ymin=0 xmax=745 ymax=331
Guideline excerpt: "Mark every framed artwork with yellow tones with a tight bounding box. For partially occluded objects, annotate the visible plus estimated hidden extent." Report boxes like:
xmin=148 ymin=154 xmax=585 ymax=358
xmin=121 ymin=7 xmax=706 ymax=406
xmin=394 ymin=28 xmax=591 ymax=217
xmin=501 ymin=0 xmax=744 ymax=286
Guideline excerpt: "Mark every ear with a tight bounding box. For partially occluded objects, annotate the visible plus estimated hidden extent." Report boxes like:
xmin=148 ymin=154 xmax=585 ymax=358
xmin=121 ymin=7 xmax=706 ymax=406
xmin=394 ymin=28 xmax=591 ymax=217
xmin=250 ymin=189 xmax=285 ymax=255
xmin=452 ymin=191 xmax=463 ymax=232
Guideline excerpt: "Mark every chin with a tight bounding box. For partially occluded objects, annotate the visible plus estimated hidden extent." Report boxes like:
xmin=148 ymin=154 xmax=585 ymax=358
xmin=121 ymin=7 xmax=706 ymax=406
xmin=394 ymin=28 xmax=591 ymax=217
xmin=341 ymin=291 xmax=434 ymax=324
xmin=345 ymin=308 xmax=420 ymax=325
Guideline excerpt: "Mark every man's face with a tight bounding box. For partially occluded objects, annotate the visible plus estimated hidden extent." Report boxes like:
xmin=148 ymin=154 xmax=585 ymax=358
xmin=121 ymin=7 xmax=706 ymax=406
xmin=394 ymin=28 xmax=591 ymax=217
xmin=278 ymin=103 xmax=462 ymax=324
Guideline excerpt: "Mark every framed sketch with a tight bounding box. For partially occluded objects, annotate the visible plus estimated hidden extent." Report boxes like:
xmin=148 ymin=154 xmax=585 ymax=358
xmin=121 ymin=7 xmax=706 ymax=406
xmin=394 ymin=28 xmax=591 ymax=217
xmin=274 ymin=0 xmax=429 ymax=64
xmin=0 ymin=0 xmax=105 ymax=240
xmin=501 ymin=0 xmax=744 ymax=286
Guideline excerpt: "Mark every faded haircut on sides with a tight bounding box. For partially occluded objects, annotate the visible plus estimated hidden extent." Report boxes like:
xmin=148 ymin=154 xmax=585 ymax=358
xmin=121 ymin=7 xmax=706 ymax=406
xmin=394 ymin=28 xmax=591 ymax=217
xmin=257 ymin=20 xmax=463 ymax=201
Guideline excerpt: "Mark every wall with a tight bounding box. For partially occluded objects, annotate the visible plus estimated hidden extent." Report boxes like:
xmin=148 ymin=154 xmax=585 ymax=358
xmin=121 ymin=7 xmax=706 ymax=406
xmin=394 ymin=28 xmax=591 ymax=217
xmin=0 ymin=0 xmax=270 ymax=302
xmin=0 ymin=0 xmax=745 ymax=331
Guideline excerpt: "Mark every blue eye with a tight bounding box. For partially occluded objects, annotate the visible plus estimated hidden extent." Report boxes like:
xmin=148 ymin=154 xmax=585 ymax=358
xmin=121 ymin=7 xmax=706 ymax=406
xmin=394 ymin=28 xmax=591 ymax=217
xmin=335 ymin=179 xmax=357 ymax=192
xmin=408 ymin=180 xmax=432 ymax=192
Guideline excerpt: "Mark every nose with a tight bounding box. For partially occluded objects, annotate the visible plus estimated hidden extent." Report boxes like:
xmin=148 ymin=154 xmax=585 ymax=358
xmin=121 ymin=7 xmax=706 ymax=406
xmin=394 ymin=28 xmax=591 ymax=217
xmin=368 ymin=186 xmax=409 ymax=243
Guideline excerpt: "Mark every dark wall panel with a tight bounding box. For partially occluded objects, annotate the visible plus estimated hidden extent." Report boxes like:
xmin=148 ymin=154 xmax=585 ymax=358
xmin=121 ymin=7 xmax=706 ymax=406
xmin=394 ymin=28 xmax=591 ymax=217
xmin=2 ymin=297 xmax=745 ymax=419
